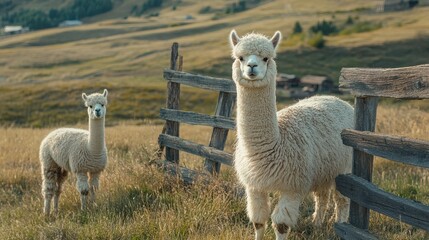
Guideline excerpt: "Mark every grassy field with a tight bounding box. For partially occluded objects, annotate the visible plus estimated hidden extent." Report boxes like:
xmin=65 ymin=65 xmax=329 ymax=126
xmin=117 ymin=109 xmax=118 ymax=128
xmin=1 ymin=1 xmax=429 ymax=239
xmin=1 ymin=1 xmax=429 ymax=126
xmin=0 ymin=104 xmax=429 ymax=239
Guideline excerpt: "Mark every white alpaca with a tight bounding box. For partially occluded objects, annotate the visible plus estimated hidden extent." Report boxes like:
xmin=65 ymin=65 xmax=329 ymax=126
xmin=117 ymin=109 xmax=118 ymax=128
xmin=40 ymin=89 xmax=108 ymax=216
xmin=230 ymin=30 xmax=353 ymax=240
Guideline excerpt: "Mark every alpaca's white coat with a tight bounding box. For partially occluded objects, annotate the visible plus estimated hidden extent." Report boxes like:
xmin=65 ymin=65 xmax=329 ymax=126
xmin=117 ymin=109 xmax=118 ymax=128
xmin=230 ymin=30 xmax=353 ymax=240
xmin=40 ymin=90 xmax=108 ymax=216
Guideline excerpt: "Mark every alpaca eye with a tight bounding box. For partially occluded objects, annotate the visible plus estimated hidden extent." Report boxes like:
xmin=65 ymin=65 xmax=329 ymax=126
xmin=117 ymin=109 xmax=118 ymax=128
xmin=90 ymin=105 xmax=93 ymax=108
xmin=101 ymin=104 xmax=104 ymax=107
xmin=263 ymin=57 xmax=269 ymax=62
xmin=239 ymin=56 xmax=243 ymax=61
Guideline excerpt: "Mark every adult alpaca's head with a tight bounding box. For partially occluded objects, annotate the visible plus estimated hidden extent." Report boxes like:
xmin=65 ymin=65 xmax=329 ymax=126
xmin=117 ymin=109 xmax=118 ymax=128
xmin=229 ymin=30 xmax=282 ymax=88
xmin=82 ymin=89 xmax=108 ymax=120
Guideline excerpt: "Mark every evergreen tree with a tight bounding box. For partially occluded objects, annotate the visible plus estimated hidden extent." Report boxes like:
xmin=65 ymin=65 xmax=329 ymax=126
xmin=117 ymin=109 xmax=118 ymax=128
xmin=293 ymin=21 xmax=303 ymax=34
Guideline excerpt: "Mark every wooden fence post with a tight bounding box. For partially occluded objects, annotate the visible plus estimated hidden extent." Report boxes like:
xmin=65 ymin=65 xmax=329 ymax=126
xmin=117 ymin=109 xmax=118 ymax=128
xmin=165 ymin=43 xmax=181 ymax=163
xmin=349 ymin=96 xmax=379 ymax=229
xmin=204 ymin=92 xmax=236 ymax=174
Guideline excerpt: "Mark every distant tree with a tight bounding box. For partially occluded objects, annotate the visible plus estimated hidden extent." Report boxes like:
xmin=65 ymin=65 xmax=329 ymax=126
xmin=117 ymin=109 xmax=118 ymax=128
xmin=140 ymin=0 xmax=163 ymax=14
xmin=199 ymin=6 xmax=212 ymax=14
xmin=225 ymin=0 xmax=247 ymax=14
xmin=5 ymin=9 xmax=52 ymax=30
xmin=0 ymin=0 xmax=14 ymax=13
xmin=346 ymin=16 xmax=354 ymax=25
xmin=293 ymin=21 xmax=303 ymax=34
xmin=71 ymin=0 xmax=113 ymax=19
xmin=48 ymin=9 xmax=59 ymax=20
xmin=238 ymin=1 xmax=246 ymax=12
xmin=310 ymin=20 xmax=338 ymax=36
xmin=130 ymin=5 xmax=138 ymax=15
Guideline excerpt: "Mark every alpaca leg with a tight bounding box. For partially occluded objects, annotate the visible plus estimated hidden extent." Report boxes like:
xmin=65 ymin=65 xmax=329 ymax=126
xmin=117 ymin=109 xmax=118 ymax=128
xmin=42 ymin=164 xmax=59 ymax=216
xmin=312 ymin=189 xmax=331 ymax=226
xmin=333 ymin=190 xmax=350 ymax=223
xmin=53 ymin=169 xmax=68 ymax=214
xmin=76 ymin=173 xmax=89 ymax=211
xmin=89 ymin=172 xmax=100 ymax=205
xmin=246 ymin=188 xmax=270 ymax=240
xmin=271 ymin=192 xmax=303 ymax=240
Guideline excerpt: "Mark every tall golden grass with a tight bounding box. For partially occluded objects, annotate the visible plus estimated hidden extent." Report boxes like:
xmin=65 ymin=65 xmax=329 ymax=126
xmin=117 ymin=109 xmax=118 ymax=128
xmin=1 ymin=104 xmax=428 ymax=239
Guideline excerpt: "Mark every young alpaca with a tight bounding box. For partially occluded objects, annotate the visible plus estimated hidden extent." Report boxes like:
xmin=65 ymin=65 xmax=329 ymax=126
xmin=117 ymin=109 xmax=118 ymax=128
xmin=230 ymin=30 xmax=353 ymax=240
xmin=40 ymin=89 xmax=108 ymax=216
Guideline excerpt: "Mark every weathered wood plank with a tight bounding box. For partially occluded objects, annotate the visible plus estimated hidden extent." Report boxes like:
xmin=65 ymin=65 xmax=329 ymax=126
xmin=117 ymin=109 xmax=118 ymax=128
xmin=165 ymin=43 xmax=180 ymax=163
xmin=342 ymin=129 xmax=429 ymax=169
xmin=159 ymin=108 xmax=236 ymax=130
xmin=158 ymin=134 xmax=233 ymax=166
xmin=339 ymin=64 xmax=429 ymax=99
xmin=163 ymin=69 xmax=237 ymax=93
xmin=350 ymin=96 xmax=378 ymax=230
xmin=336 ymin=174 xmax=429 ymax=231
xmin=334 ymin=223 xmax=378 ymax=240
xmin=204 ymin=92 xmax=236 ymax=174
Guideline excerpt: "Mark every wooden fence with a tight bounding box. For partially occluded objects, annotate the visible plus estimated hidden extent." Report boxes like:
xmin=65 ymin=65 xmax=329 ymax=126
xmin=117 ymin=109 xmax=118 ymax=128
xmin=334 ymin=64 xmax=429 ymax=239
xmin=158 ymin=43 xmax=237 ymax=182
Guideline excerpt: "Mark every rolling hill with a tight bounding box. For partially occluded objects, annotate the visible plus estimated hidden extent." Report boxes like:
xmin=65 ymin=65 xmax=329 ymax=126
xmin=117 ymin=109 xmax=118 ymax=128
xmin=1 ymin=0 xmax=429 ymax=126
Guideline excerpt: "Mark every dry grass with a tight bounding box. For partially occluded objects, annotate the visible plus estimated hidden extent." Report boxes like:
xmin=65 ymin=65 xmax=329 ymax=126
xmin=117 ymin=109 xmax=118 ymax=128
xmin=1 ymin=1 xmax=429 ymax=238
xmin=1 ymin=103 xmax=429 ymax=239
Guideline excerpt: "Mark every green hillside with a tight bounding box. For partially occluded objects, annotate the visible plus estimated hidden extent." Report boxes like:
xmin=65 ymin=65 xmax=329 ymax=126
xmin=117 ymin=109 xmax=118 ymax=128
xmin=1 ymin=0 xmax=429 ymax=126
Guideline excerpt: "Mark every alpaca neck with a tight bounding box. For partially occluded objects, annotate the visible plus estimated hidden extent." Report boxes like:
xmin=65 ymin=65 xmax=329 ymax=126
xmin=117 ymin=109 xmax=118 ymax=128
xmin=88 ymin=118 xmax=105 ymax=155
xmin=235 ymin=66 xmax=280 ymax=147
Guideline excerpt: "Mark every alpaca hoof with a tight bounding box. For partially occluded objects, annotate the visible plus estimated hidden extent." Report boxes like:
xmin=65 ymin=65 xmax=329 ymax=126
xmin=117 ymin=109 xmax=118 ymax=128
xmin=272 ymin=223 xmax=290 ymax=240
xmin=273 ymin=223 xmax=289 ymax=234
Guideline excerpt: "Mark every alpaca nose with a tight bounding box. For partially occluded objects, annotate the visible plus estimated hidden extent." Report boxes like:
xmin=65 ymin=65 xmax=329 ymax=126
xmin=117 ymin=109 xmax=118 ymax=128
xmin=95 ymin=109 xmax=100 ymax=112
xmin=248 ymin=63 xmax=258 ymax=69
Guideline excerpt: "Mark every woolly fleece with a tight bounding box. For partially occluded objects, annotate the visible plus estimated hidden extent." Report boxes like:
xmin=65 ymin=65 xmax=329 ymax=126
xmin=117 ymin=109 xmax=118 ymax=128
xmin=40 ymin=89 xmax=108 ymax=216
xmin=230 ymin=30 xmax=353 ymax=240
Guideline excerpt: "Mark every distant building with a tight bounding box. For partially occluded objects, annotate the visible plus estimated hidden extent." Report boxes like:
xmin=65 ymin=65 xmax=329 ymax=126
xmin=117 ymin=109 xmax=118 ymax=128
xmin=59 ymin=20 xmax=82 ymax=27
xmin=276 ymin=73 xmax=300 ymax=89
xmin=4 ymin=26 xmax=28 ymax=35
xmin=300 ymin=75 xmax=334 ymax=93
xmin=378 ymin=0 xmax=421 ymax=12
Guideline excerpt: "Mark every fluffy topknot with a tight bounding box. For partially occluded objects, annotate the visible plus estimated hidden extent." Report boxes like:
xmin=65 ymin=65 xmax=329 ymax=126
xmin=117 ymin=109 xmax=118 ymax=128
xmin=230 ymin=30 xmax=282 ymax=59
xmin=82 ymin=89 xmax=108 ymax=107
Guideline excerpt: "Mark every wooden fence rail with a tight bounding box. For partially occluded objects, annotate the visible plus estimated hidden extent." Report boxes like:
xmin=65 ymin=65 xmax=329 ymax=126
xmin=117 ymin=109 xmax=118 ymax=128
xmin=164 ymin=69 xmax=236 ymax=93
xmin=337 ymin=174 xmax=429 ymax=231
xmin=339 ymin=64 xmax=429 ymax=99
xmin=335 ymin=64 xmax=429 ymax=239
xmin=341 ymin=129 xmax=429 ymax=168
xmin=158 ymin=134 xmax=233 ymax=166
xmin=160 ymin=108 xmax=236 ymax=130
xmin=158 ymin=43 xmax=236 ymax=181
xmin=335 ymin=223 xmax=377 ymax=240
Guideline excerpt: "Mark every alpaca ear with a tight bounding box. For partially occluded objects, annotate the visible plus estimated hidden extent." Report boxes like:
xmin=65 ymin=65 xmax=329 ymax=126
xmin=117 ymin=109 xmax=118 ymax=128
xmin=229 ymin=29 xmax=240 ymax=47
xmin=103 ymin=89 xmax=108 ymax=97
xmin=82 ymin=93 xmax=88 ymax=101
xmin=270 ymin=31 xmax=282 ymax=50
